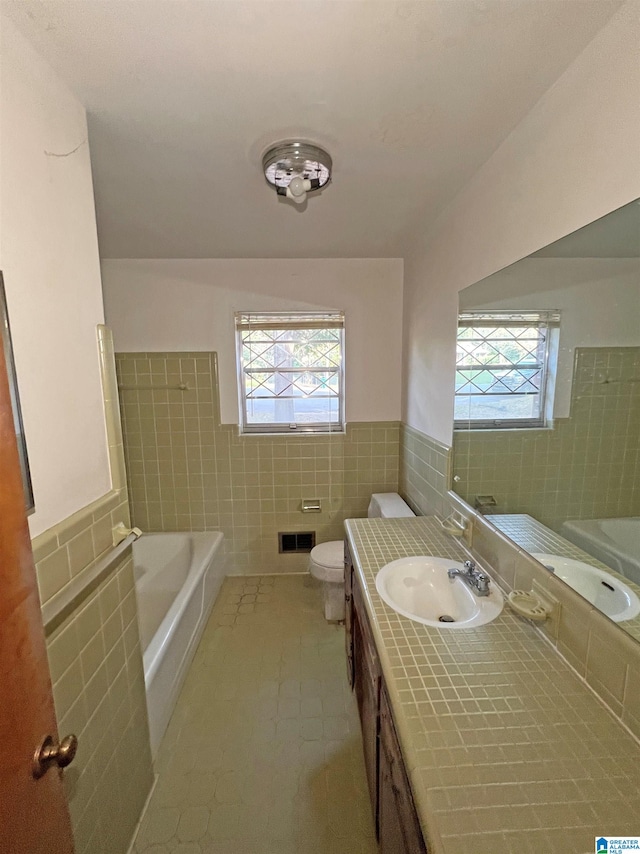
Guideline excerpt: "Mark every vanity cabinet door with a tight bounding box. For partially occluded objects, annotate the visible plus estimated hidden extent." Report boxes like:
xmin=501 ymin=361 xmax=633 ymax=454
xmin=344 ymin=541 xmax=355 ymax=689
xmin=353 ymin=576 xmax=381 ymax=829
xmin=379 ymin=741 xmax=408 ymax=854
xmin=379 ymin=686 xmax=428 ymax=854
xmin=346 ymin=545 xmax=426 ymax=852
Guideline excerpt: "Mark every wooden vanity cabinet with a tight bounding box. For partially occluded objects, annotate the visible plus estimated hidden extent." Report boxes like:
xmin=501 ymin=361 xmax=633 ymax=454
xmin=345 ymin=541 xmax=427 ymax=853
xmin=347 ymin=541 xmax=380 ymax=819
xmin=345 ymin=541 xmax=355 ymax=690
xmin=353 ymin=571 xmax=381 ymax=820
xmin=346 ymin=543 xmax=378 ymax=819
xmin=379 ymin=687 xmax=427 ymax=854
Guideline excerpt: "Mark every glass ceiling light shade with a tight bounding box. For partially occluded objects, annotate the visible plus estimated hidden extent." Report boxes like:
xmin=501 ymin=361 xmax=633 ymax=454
xmin=262 ymin=141 xmax=332 ymax=205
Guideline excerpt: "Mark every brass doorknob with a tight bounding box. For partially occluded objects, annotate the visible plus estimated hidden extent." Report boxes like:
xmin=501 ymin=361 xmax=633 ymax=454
xmin=32 ymin=734 xmax=78 ymax=779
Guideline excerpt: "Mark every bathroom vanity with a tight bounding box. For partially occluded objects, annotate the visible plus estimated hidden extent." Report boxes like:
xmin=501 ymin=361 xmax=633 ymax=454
xmin=346 ymin=540 xmax=427 ymax=852
xmin=344 ymin=515 xmax=640 ymax=854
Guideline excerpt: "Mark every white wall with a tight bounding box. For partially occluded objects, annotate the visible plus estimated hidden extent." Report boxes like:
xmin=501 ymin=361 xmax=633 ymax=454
xmin=101 ymin=258 xmax=404 ymax=424
xmin=402 ymin=1 xmax=640 ymax=444
xmin=460 ymin=257 xmax=640 ymax=416
xmin=0 ymin=18 xmax=111 ymax=536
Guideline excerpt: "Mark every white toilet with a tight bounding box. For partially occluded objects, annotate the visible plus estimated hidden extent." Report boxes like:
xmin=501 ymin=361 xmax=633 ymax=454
xmin=309 ymin=492 xmax=415 ymax=621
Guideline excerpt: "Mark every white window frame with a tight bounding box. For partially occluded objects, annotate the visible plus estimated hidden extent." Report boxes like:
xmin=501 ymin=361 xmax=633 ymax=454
xmin=235 ymin=311 xmax=345 ymax=434
xmin=454 ymin=310 xmax=560 ymax=430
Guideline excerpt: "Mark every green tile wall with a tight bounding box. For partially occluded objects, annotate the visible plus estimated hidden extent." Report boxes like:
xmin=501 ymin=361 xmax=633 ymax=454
xmin=453 ymin=347 xmax=640 ymax=530
xmin=43 ymin=548 xmax=152 ymax=854
xmin=31 ymin=326 xmax=153 ymax=854
xmin=399 ymin=423 xmax=452 ymax=517
xmin=115 ymin=352 xmax=400 ymax=574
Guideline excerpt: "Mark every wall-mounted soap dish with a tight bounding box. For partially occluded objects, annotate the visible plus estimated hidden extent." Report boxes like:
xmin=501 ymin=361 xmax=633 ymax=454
xmin=440 ymin=512 xmax=467 ymax=538
xmin=507 ymin=589 xmax=550 ymax=622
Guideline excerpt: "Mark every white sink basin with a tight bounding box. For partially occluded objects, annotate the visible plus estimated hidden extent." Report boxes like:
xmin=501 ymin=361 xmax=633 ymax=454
xmin=375 ymin=556 xmax=503 ymax=629
xmin=531 ymin=553 xmax=640 ymax=623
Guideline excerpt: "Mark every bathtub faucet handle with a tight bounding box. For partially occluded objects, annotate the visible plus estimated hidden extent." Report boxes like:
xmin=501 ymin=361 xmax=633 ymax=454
xmin=112 ymin=523 xmax=143 ymax=547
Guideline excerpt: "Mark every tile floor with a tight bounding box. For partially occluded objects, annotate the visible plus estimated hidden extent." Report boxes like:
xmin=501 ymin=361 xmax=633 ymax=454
xmin=133 ymin=574 xmax=377 ymax=854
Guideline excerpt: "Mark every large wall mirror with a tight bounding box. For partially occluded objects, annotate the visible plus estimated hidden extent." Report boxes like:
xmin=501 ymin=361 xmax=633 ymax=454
xmin=452 ymin=200 xmax=640 ymax=641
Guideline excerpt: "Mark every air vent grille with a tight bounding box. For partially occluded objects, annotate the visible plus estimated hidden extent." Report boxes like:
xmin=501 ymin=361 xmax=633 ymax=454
xmin=279 ymin=532 xmax=316 ymax=553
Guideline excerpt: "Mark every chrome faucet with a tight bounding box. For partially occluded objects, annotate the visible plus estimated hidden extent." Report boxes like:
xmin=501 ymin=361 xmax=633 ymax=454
xmin=447 ymin=559 xmax=491 ymax=596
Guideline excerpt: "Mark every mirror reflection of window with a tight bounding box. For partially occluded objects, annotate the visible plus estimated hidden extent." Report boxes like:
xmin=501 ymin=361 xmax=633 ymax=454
xmin=455 ymin=311 xmax=559 ymax=429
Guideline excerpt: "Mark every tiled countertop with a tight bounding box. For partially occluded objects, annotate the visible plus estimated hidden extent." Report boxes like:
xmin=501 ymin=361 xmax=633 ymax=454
xmin=488 ymin=513 xmax=640 ymax=644
xmin=345 ymin=516 xmax=640 ymax=854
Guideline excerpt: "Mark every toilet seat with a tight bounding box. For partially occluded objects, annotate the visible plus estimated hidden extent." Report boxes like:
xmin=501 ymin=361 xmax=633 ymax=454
xmin=309 ymin=540 xmax=344 ymax=582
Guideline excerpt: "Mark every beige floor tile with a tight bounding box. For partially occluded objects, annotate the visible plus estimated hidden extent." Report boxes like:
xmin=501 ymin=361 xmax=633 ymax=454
xmin=134 ymin=576 xmax=375 ymax=853
xmin=135 ymin=806 xmax=180 ymax=847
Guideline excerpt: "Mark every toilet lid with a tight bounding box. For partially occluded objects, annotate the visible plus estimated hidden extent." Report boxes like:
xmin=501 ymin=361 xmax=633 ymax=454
xmin=311 ymin=540 xmax=344 ymax=569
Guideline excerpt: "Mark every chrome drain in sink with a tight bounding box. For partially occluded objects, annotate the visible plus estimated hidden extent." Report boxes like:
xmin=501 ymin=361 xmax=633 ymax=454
xmin=438 ymin=615 xmax=455 ymax=623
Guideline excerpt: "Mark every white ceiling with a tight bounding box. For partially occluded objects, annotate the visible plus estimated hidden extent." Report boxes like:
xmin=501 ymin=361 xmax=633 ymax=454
xmin=3 ymin=0 xmax=622 ymax=259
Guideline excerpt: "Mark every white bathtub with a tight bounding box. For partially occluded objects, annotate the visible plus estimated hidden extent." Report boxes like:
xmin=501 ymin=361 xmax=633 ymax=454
xmin=133 ymin=532 xmax=226 ymax=757
xmin=561 ymin=518 xmax=640 ymax=586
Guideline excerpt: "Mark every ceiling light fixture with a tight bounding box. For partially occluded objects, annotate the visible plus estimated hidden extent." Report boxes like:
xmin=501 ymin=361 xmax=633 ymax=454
xmin=262 ymin=141 xmax=332 ymax=205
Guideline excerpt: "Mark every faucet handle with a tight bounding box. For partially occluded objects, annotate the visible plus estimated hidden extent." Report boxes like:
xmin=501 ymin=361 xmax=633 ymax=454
xmin=475 ymin=573 xmax=490 ymax=593
xmin=463 ymin=559 xmax=476 ymax=573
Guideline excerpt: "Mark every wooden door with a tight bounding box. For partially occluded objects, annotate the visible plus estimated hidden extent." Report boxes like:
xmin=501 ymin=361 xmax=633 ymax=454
xmin=0 ymin=343 xmax=75 ymax=853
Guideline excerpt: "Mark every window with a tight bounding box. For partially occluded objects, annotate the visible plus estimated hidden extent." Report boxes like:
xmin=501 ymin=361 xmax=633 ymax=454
xmin=455 ymin=311 xmax=559 ymax=429
xmin=235 ymin=311 xmax=345 ymax=434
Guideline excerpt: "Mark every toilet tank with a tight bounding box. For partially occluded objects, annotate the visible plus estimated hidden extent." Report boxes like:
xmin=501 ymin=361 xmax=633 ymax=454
xmin=367 ymin=493 xmax=415 ymax=519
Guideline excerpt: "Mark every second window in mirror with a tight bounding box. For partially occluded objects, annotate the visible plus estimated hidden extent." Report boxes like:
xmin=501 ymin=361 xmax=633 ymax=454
xmin=455 ymin=310 xmax=560 ymax=429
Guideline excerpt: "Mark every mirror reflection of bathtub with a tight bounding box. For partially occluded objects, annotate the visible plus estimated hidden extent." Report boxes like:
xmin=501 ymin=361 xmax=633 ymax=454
xmin=561 ymin=517 xmax=640 ymax=586
xmin=453 ymin=199 xmax=640 ymax=642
